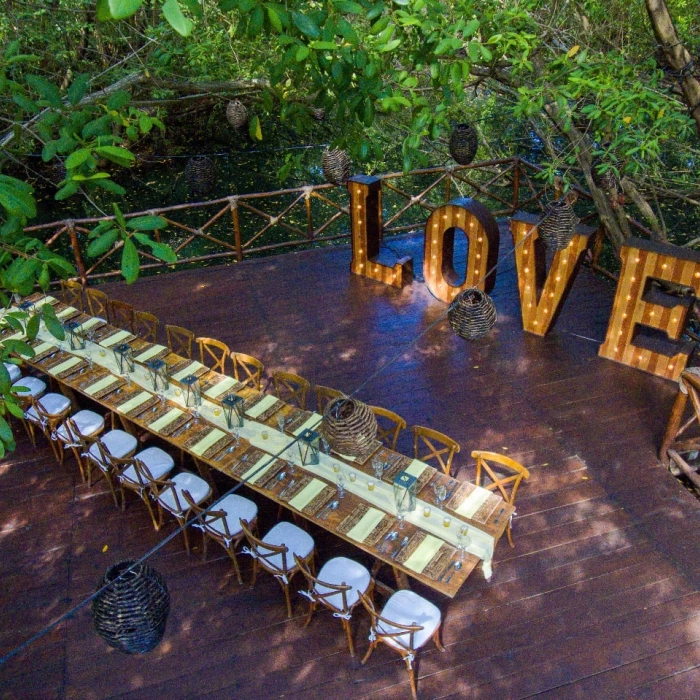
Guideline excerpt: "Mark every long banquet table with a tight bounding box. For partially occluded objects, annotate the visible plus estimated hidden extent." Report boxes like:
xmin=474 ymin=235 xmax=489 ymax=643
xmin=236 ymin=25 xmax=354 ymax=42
xmin=3 ymin=293 xmax=515 ymax=598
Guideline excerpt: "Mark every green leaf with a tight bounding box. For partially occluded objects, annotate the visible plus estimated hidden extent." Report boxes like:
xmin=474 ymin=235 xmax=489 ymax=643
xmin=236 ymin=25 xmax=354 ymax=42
xmin=310 ymin=41 xmax=338 ymax=50
xmin=296 ymin=45 xmax=310 ymax=61
xmin=334 ymin=1 xmax=364 ymax=13
xmin=25 ymin=75 xmax=62 ymax=108
xmin=95 ymin=179 xmax=126 ymax=196
xmin=13 ymin=94 xmax=39 ymax=114
xmin=249 ymin=114 xmax=263 ymax=141
xmin=0 ymin=363 xmax=10 ymax=395
xmin=108 ymin=0 xmax=144 ymax=20
xmin=380 ymin=38 xmax=401 ymax=52
xmin=126 ymin=215 xmax=167 ymax=231
xmin=43 ymin=312 xmax=65 ymax=341
xmin=55 ymin=182 xmax=79 ymax=201
xmin=96 ymin=0 xmax=112 ymax=21
xmin=292 ymin=11 xmax=320 ymax=39
xmin=162 ymin=0 xmax=194 ymax=37
xmin=95 ymin=145 xmax=136 ymax=167
xmin=41 ymin=141 xmax=59 ymax=163
xmin=267 ymin=6 xmax=282 ymax=32
xmin=4 ymin=339 xmax=34 ymax=357
xmin=67 ymin=74 xmax=89 ymax=106
xmin=0 ymin=415 xmax=13 ymax=446
xmin=5 ymin=400 xmax=25 ymax=420
xmin=65 ymin=148 xmax=93 ymax=169
xmin=26 ymin=314 xmax=40 ymax=341
xmin=121 ymin=238 xmax=140 ymax=283
xmin=113 ymin=202 xmax=126 ymax=228
xmin=87 ymin=229 xmax=119 ymax=257
xmin=132 ymin=234 xmax=178 ymax=263
xmin=105 ymin=91 xmax=130 ymax=110
xmin=249 ymin=5 xmax=264 ymax=34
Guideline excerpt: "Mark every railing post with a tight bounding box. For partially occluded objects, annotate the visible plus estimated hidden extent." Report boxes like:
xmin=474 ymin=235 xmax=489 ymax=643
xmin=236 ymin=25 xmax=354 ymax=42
xmin=512 ymin=158 xmax=521 ymax=213
xmin=444 ymin=167 xmax=452 ymax=202
xmin=304 ymin=187 xmax=314 ymax=240
xmin=67 ymin=220 xmax=88 ymax=285
xmin=229 ymin=198 xmax=243 ymax=262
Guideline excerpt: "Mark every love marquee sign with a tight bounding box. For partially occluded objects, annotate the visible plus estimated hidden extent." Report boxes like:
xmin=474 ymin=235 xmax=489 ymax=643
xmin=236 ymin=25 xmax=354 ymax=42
xmin=347 ymin=176 xmax=700 ymax=382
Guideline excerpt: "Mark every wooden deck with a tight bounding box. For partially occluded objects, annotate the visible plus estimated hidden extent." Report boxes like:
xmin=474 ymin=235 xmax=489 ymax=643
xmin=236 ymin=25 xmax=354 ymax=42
xmin=2 ymin=228 xmax=700 ymax=699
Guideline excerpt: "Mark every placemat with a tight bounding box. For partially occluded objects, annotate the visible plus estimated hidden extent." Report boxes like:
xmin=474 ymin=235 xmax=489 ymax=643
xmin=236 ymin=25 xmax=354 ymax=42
xmin=200 ymin=435 xmax=236 ymax=461
xmin=333 ymin=439 xmax=383 ymax=467
xmin=91 ymin=323 xmax=119 ymax=342
xmin=134 ymin=344 xmax=169 ymax=363
xmin=99 ymin=329 xmax=134 ymax=348
xmin=171 ymin=361 xmax=207 ymax=382
xmin=394 ymin=531 xmax=427 ymax=565
xmin=302 ymin=485 xmax=335 ymax=517
xmin=244 ymin=393 xmax=277 ymax=418
xmin=288 ymin=478 xmax=327 ymax=511
xmin=424 ymin=546 xmax=457 ymax=582
xmin=255 ymin=460 xmax=287 ymax=488
xmin=87 ymin=377 xmax=124 ymax=400
xmin=211 ymin=439 xmax=252 ymax=471
xmin=202 ymin=375 xmax=242 ymax=399
xmin=189 ymin=428 xmax=228 ymax=456
xmin=255 ymin=398 xmax=285 ymax=424
xmin=468 ymin=492 xmax=502 ymax=523
xmin=284 ymin=409 xmax=312 ymax=434
xmin=279 ymin=474 xmax=312 ymax=502
xmin=37 ymin=350 xmax=69 ymax=370
xmin=30 ymin=340 xmax=58 ymax=361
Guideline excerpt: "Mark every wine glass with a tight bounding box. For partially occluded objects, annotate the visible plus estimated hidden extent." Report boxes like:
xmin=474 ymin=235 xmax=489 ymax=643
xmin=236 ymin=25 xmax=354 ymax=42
xmin=287 ymin=459 xmax=296 ymax=477
xmin=433 ymin=482 xmax=447 ymax=505
xmin=320 ymin=436 xmax=331 ymax=455
xmin=336 ymin=472 xmax=346 ymax=499
xmin=457 ymin=525 xmax=471 ymax=560
xmin=371 ymin=457 xmax=384 ymax=480
xmin=276 ymin=413 xmax=286 ymax=433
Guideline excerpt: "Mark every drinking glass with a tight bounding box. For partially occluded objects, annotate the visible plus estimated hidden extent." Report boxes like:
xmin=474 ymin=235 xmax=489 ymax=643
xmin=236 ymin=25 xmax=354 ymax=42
xmin=276 ymin=413 xmax=285 ymax=433
xmin=287 ymin=459 xmax=296 ymax=477
xmin=336 ymin=472 xmax=346 ymax=499
xmin=367 ymin=480 xmax=375 ymax=492
xmin=457 ymin=525 xmax=471 ymax=560
xmin=433 ymin=482 xmax=447 ymax=505
xmin=320 ymin=436 xmax=331 ymax=455
xmin=371 ymin=457 xmax=384 ymax=480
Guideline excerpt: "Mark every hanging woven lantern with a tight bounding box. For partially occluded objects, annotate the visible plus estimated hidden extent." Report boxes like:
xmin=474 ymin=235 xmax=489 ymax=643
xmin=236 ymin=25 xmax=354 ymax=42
xmin=321 ymin=148 xmax=351 ymax=186
xmin=311 ymin=106 xmax=326 ymax=121
xmin=226 ymin=100 xmax=248 ymax=129
xmin=322 ymin=396 xmax=378 ymax=458
xmin=185 ymin=156 xmax=215 ymax=195
xmin=448 ymin=287 xmax=497 ymax=340
xmin=591 ymin=159 xmax=619 ymax=191
xmin=449 ymin=123 xmax=478 ymax=165
xmin=92 ymin=560 xmax=170 ymax=654
xmin=538 ymin=199 xmax=579 ymax=251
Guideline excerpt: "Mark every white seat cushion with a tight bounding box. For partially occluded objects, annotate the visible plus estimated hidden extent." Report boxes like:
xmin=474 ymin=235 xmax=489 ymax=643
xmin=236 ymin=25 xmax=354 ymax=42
xmin=204 ymin=494 xmax=257 ymax=542
xmin=314 ymin=557 xmax=371 ymax=611
xmin=378 ymin=590 xmax=442 ymax=652
xmin=121 ymin=447 xmax=174 ymax=485
xmin=13 ymin=376 xmax=46 ymax=398
xmin=259 ymin=521 xmax=314 ymax=573
xmin=56 ymin=409 xmax=104 ymax=443
xmin=158 ymin=471 xmax=210 ymax=514
xmin=25 ymin=392 xmax=71 ymax=422
xmin=4 ymin=362 xmax=22 ymax=383
xmin=87 ymin=430 xmax=138 ymax=467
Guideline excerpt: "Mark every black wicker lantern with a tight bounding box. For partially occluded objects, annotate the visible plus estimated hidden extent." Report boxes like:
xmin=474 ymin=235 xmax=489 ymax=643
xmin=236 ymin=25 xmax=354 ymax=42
xmin=322 ymin=396 xmax=377 ymax=458
xmin=321 ymin=148 xmax=351 ymax=186
xmin=226 ymin=100 xmax=248 ymax=129
xmin=92 ymin=560 xmax=170 ymax=654
xmin=185 ymin=156 xmax=215 ymax=196
xmin=448 ymin=287 xmax=497 ymax=340
xmin=449 ymin=123 xmax=478 ymax=165
xmin=538 ymin=199 xmax=579 ymax=251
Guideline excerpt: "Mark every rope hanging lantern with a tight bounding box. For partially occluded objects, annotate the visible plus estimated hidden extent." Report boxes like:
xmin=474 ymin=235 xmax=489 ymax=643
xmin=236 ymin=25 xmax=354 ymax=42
xmin=185 ymin=156 xmax=215 ymax=195
xmin=321 ymin=148 xmax=351 ymax=186
xmin=226 ymin=100 xmax=249 ymax=129
xmin=449 ymin=123 xmax=479 ymax=165
xmin=448 ymin=287 xmax=497 ymax=340
xmin=92 ymin=560 xmax=170 ymax=654
xmin=538 ymin=199 xmax=579 ymax=251
xmin=322 ymin=396 xmax=377 ymax=457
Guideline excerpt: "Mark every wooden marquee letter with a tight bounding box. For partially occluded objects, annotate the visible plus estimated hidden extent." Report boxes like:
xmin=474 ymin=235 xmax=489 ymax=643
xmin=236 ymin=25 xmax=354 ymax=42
xmin=423 ymin=198 xmax=500 ymax=303
xmin=599 ymin=237 xmax=700 ymax=380
xmin=510 ymin=212 xmax=596 ymax=337
xmin=348 ymin=175 xmax=412 ymax=288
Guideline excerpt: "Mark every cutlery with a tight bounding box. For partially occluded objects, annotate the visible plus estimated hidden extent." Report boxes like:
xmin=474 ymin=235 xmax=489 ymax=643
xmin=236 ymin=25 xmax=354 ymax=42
xmin=279 ymin=479 xmax=296 ymax=499
xmin=378 ymin=530 xmax=398 ymax=553
xmin=320 ymin=501 xmax=339 ymax=520
xmin=172 ymin=421 xmax=192 ymax=438
xmin=317 ymin=499 xmax=339 ymax=520
xmin=445 ymin=480 xmax=459 ymax=502
xmin=444 ymin=561 xmax=463 ymax=584
xmin=391 ymin=536 xmax=410 ymax=560
xmin=493 ymin=507 xmax=505 ymax=524
xmin=438 ymin=561 xmax=455 ymax=582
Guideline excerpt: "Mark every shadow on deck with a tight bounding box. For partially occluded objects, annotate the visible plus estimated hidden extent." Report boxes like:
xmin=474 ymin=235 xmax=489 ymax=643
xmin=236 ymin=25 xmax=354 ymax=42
xmin=1 ymin=229 xmax=699 ymax=699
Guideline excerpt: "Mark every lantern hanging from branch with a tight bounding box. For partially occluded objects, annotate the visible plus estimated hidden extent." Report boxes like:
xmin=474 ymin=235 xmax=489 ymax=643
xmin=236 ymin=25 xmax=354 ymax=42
xmin=449 ymin=123 xmax=479 ymax=165
xmin=322 ymin=396 xmax=377 ymax=458
xmin=538 ymin=199 xmax=579 ymax=251
xmin=185 ymin=156 xmax=215 ymax=196
xmin=321 ymin=148 xmax=351 ymax=186
xmin=92 ymin=560 xmax=170 ymax=654
xmin=448 ymin=287 xmax=497 ymax=340
xmin=226 ymin=99 xmax=248 ymax=129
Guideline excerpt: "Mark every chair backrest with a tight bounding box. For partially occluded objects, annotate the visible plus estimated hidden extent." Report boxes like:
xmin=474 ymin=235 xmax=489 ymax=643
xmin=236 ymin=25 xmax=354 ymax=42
xmin=273 ymin=370 xmax=310 ymax=409
xmin=58 ymin=415 xmax=87 ymax=447
xmin=134 ymin=310 xmax=159 ymax=344
xmin=231 ymin=352 xmax=264 ymax=390
xmin=60 ymin=280 xmax=84 ymax=311
xmin=471 ymin=450 xmax=530 ymax=505
xmin=166 ymin=324 xmax=195 ymax=359
xmin=30 ymin=395 xmax=70 ymax=431
xmin=108 ymin=299 xmax=135 ymax=333
xmin=239 ymin=519 xmax=290 ymax=575
xmin=358 ymin=591 xmax=422 ymax=655
xmin=294 ymin=554 xmax=352 ymax=614
xmin=315 ymin=385 xmax=343 ymax=415
xmin=369 ymin=405 xmax=407 ymax=451
xmin=182 ymin=490 xmax=233 ymax=542
xmin=132 ymin=461 xmax=184 ymax=513
xmin=85 ymin=287 xmax=109 ymax=318
xmin=196 ymin=337 xmax=230 ymax=374
xmin=411 ymin=425 xmax=461 ymax=475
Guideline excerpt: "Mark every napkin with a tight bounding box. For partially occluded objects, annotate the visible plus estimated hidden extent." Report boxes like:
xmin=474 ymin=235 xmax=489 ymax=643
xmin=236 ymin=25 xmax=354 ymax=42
xmin=171 ymin=361 xmax=206 ymax=382
xmin=241 ymin=455 xmax=276 ymax=483
xmin=99 ymin=329 xmax=132 ymax=348
xmin=48 ymin=356 xmax=82 ymax=376
xmin=245 ymin=394 xmax=278 ymax=419
xmin=56 ymin=306 xmax=78 ymax=319
xmin=347 ymin=508 xmax=385 ymax=543
xmin=117 ymin=391 xmax=152 ymax=414
xmin=31 ymin=342 xmax=55 ymax=356
xmin=191 ymin=429 xmax=227 ymax=457
xmin=204 ymin=376 xmax=239 ymax=399
xmin=76 ymin=317 xmax=102 ymax=333
xmin=403 ymin=535 xmax=444 ymax=574
xmin=455 ymin=486 xmax=492 ymax=518
xmin=288 ymin=479 xmax=327 ymax=511
xmin=292 ymin=413 xmax=323 ymax=436
xmin=134 ymin=344 xmax=168 ymax=362
xmin=149 ymin=408 xmax=184 ymax=433
xmin=85 ymin=375 xmax=118 ymax=396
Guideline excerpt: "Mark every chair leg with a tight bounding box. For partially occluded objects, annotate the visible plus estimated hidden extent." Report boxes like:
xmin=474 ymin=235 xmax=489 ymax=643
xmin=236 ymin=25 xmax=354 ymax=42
xmin=180 ymin=520 xmax=191 ymax=554
xmin=507 ymin=518 xmax=514 ymax=547
xmin=281 ymin=580 xmax=293 ymax=618
xmin=303 ymin=599 xmax=316 ymax=628
xmin=406 ymin=658 xmax=418 ymax=700
xmin=250 ymin=558 xmax=259 ymax=588
xmin=361 ymin=639 xmax=377 ymax=665
xmin=432 ymin=624 xmax=446 ymax=652
xmin=342 ymin=618 xmax=355 ymax=656
xmin=22 ymin=418 xmax=36 ymax=447
xmin=227 ymin=547 xmax=244 ymax=585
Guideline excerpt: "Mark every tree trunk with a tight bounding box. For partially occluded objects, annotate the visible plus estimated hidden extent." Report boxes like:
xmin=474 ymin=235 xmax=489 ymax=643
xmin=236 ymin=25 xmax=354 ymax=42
xmin=620 ymin=177 xmax=667 ymax=240
xmin=645 ymin=0 xmax=700 ymax=137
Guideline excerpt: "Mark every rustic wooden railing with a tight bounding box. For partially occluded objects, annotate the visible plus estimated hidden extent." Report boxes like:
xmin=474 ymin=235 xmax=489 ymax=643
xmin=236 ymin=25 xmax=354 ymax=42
xmin=23 ymin=156 xmax=641 ymax=284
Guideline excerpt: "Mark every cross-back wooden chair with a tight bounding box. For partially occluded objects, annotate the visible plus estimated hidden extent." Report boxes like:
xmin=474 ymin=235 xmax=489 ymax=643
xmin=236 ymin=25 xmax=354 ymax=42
xmin=60 ymin=279 xmax=84 ymax=311
xmin=359 ymin=589 xmax=445 ymax=700
xmin=472 ymin=450 xmax=530 ymax=547
xmin=273 ymin=370 xmax=310 ymax=409
xmin=11 ymin=375 xmax=46 ymax=446
xmin=196 ymin=337 xmax=230 ymax=374
xmin=134 ymin=310 xmax=159 ymax=343
xmin=112 ymin=446 xmax=174 ymax=516
xmin=166 ymin=324 xmax=195 ymax=359
xmin=295 ymin=554 xmax=373 ymax=656
xmin=85 ymin=287 xmax=109 ymax=319
xmin=108 ymin=299 xmax=135 ymax=333
xmin=25 ymin=392 xmax=71 ymax=460
xmin=82 ymin=436 xmax=138 ymax=507
xmin=183 ymin=492 xmax=258 ymax=585
xmin=411 ymin=425 xmax=461 ymax=476
xmin=240 ymin=519 xmax=315 ymax=618
xmin=369 ymin=405 xmax=407 ymax=451
xmin=54 ymin=409 xmax=106 ymax=480
xmin=315 ymin=385 xmax=343 ymax=415
xmin=231 ymin=352 xmax=264 ymax=390
xmin=133 ymin=462 xmax=212 ymax=554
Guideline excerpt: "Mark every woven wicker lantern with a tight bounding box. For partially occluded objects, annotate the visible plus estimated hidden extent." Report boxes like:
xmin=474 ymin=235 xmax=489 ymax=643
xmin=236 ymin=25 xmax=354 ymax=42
xmin=185 ymin=156 xmax=215 ymax=195
xmin=449 ymin=123 xmax=478 ymax=165
xmin=226 ymin=99 xmax=248 ymax=129
xmin=92 ymin=560 xmax=170 ymax=654
xmin=538 ymin=199 xmax=579 ymax=251
xmin=448 ymin=287 xmax=497 ymax=340
xmin=321 ymin=148 xmax=351 ymax=186
xmin=591 ymin=159 xmax=619 ymax=191
xmin=322 ymin=396 xmax=378 ymax=458
xmin=311 ymin=107 xmax=326 ymax=121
